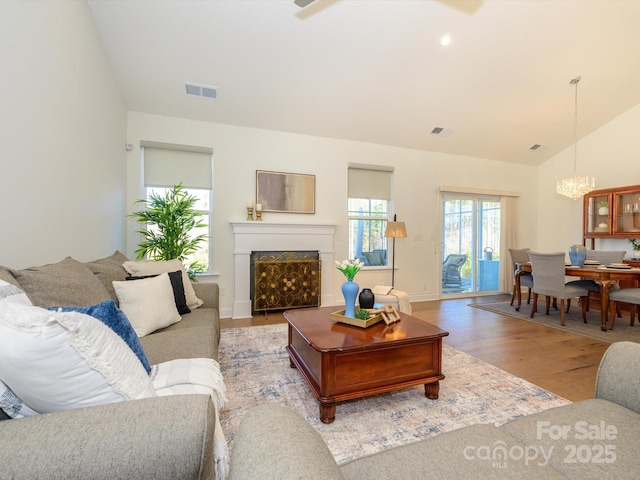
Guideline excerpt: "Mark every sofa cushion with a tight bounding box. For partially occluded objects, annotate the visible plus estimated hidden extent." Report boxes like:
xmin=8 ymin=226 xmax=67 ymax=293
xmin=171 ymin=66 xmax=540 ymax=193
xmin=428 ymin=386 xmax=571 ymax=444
xmin=340 ymin=423 xmax=565 ymax=480
xmin=0 ymin=302 xmax=156 ymax=414
xmin=143 ymin=325 xmax=218 ymax=365
xmin=230 ymin=403 xmax=345 ymax=480
xmin=50 ymin=300 xmax=152 ymax=374
xmin=9 ymin=257 xmax=111 ymax=308
xmin=123 ymin=259 xmax=203 ymax=309
xmin=126 ymin=270 xmax=191 ymax=315
xmin=113 ymin=273 xmax=182 ymax=337
xmin=0 ymin=395 xmax=216 ymax=479
xmin=501 ymin=398 xmax=640 ymax=479
xmin=0 ymin=279 xmax=32 ymax=306
xmin=84 ymin=251 xmax=129 ymax=304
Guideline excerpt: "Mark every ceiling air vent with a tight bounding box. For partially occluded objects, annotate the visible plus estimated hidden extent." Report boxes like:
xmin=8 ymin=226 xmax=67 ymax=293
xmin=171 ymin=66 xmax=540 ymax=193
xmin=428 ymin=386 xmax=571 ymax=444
xmin=430 ymin=126 xmax=452 ymax=136
xmin=184 ymin=82 xmax=218 ymax=100
xmin=529 ymin=144 xmax=545 ymax=151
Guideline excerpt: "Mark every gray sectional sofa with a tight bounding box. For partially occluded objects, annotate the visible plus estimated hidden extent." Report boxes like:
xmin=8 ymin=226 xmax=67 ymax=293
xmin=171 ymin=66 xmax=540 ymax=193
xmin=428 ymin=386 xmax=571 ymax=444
xmin=0 ymin=252 xmax=221 ymax=480
xmin=230 ymin=341 xmax=640 ymax=479
xmin=5 ymin=252 xmax=640 ymax=479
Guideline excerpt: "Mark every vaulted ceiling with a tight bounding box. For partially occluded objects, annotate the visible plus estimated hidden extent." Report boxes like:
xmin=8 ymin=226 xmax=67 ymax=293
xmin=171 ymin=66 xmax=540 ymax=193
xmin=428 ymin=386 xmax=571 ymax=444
xmin=87 ymin=0 xmax=640 ymax=165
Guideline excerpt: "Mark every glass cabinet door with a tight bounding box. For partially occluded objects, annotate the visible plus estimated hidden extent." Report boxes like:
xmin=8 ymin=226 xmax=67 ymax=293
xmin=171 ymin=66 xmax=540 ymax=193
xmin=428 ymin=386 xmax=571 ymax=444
xmin=585 ymin=193 xmax=611 ymax=235
xmin=614 ymin=191 xmax=640 ymax=234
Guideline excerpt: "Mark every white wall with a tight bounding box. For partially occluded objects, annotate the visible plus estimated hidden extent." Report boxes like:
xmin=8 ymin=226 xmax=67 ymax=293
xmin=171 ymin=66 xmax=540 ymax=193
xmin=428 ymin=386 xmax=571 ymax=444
xmin=127 ymin=112 xmax=538 ymax=317
xmin=0 ymin=1 xmax=126 ymax=268
xmin=537 ymin=103 xmax=640 ymax=256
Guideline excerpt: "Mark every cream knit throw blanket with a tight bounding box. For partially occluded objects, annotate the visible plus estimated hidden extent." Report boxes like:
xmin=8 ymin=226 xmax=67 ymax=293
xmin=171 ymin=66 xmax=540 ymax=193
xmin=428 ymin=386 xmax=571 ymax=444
xmin=372 ymin=285 xmax=412 ymax=314
xmin=151 ymin=358 xmax=229 ymax=479
xmin=390 ymin=288 xmax=412 ymax=314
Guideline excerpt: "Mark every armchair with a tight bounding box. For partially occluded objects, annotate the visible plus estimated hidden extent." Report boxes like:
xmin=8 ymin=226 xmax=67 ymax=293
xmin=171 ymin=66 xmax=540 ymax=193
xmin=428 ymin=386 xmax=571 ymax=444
xmin=442 ymin=254 xmax=467 ymax=287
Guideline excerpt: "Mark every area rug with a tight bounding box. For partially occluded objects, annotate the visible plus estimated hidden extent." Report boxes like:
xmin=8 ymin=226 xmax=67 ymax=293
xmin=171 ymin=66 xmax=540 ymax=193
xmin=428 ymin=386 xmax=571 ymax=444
xmin=471 ymin=300 xmax=640 ymax=344
xmin=219 ymin=324 xmax=569 ymax=465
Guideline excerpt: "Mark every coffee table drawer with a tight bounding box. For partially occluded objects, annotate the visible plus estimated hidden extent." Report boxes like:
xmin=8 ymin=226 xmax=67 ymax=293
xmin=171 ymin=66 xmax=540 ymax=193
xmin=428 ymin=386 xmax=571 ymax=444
xmin=331 ymin=341 xmax=442 ymax=394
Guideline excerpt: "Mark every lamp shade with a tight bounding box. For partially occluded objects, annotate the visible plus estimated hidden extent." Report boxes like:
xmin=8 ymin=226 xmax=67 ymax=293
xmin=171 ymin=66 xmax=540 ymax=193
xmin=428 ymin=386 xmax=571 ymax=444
xmin=385 ymin=221 xmax=407 ymax=238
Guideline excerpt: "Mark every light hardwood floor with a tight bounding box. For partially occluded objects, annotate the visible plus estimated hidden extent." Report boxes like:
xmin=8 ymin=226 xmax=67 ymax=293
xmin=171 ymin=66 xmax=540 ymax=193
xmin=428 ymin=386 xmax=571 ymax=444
xmin=220 ymin=294 xmax=611 ymax=402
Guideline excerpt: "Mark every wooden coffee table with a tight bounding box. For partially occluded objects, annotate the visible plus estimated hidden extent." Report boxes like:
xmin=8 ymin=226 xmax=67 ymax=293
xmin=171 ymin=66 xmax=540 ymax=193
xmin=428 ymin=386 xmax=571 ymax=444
xmin=284 ymin=306 xmax=449 ymax=423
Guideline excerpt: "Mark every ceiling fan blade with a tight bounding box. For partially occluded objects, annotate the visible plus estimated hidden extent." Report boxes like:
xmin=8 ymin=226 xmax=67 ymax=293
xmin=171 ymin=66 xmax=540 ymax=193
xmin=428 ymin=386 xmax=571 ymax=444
xmin=294 ymin=0 xmax=316 ymax=7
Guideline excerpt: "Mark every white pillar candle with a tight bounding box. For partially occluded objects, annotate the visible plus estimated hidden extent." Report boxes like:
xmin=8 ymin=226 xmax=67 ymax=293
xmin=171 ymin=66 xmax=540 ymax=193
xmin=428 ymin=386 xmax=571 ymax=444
xmin=248 ymin=200 xmax=254 ymax=208
xmin=256 ymin=203 xmax=263 ymax=211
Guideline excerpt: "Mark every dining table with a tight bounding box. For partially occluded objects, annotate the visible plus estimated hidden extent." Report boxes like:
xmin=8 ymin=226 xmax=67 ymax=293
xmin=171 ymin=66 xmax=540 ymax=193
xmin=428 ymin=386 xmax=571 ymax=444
xmin=515 ymin=262 xmax=640 ymax=331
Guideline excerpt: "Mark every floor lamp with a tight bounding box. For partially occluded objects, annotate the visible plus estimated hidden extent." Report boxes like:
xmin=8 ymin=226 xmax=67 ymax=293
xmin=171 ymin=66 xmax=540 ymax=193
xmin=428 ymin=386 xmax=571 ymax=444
xmin=385 ymin=214 xmax=407 ymax=288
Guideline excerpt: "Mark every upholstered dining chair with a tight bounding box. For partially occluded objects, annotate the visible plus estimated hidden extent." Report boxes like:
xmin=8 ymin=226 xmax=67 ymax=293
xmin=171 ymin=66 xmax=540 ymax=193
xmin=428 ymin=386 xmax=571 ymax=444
xmin=528 ymin=252 xmax=590 ymax=326
xmin=608 ymin=288 xmax=640 ymax=330
xmin=509 ymin=248 xmax=533 ymax=307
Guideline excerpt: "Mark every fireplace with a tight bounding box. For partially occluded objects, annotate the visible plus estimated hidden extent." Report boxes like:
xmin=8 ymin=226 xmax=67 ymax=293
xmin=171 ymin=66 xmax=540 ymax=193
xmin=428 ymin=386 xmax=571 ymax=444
xmin=231 ymin=222 xmax=336 ymax=319
xmin=251 ymin=251 xmax=320 ymax=313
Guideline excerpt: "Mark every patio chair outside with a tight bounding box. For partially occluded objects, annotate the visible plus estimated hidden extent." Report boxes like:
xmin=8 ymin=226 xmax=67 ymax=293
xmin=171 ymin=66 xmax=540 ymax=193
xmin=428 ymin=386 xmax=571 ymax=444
xmin=442 ymin=254 xmax=467 ymax=286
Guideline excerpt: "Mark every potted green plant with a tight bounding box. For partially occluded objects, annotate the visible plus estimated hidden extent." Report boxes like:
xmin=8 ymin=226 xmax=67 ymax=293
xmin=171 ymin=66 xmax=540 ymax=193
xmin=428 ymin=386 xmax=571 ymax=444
xmin=130 ymin=183 xmax=208 ymax=279
xmin=597 ymin=201 xmax=609 ymax=215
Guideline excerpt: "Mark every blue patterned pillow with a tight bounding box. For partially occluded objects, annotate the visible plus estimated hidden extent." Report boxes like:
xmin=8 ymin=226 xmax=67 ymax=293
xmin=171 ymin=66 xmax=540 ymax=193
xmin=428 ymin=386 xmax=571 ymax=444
xmin=50 ymin=300 xmax=151 ymax=374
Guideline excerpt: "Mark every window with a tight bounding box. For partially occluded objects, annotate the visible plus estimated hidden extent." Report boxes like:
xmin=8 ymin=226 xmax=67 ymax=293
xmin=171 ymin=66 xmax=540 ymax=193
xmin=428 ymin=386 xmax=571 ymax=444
xmin=347 ymin=167 xmax=392 ymax=267
xmin=141 ymin=141 xmax=213 ymax=273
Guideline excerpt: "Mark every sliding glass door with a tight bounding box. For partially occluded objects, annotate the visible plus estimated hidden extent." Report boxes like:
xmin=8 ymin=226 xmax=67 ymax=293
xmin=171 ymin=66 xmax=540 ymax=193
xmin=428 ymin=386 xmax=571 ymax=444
xmin=442 ymin=194 xmax=501 ymax=296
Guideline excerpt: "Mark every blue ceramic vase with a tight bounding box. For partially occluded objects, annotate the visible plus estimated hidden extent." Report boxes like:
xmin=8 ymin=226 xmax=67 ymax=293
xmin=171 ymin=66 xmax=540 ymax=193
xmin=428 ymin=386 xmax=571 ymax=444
xmin=569 ymin=244 xmax=587 ymax=267
xmin=341 ymin=278 xmax=359 ymax=318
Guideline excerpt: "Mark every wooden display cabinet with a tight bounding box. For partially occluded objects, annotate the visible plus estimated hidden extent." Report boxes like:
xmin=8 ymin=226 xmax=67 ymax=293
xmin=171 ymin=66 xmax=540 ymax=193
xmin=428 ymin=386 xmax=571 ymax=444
xmin=583 ymin=184 xmax=640 ymax=249
xmin=583 ymin=186 xmax=640 ymax=309
xmin=613 ymin=189 xmax=640 ymax=236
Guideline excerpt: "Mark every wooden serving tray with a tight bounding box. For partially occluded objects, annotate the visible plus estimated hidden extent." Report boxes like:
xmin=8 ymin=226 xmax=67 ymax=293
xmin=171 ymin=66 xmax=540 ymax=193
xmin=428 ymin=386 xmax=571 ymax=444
xmin=331 ymin=308 xmax=383 ymax=328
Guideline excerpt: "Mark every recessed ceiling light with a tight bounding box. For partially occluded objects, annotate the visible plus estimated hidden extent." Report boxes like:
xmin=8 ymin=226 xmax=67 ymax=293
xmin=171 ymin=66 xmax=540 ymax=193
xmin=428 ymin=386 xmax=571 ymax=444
xmin=440 ymin=35 xmax=452 ymax=47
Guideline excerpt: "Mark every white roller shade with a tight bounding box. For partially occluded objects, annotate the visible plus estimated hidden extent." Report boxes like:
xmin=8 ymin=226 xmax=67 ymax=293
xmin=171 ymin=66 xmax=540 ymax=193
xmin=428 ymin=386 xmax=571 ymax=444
xmin=348 ymin=167 xmax=391 ymax=200
xmin=143 ymin=144 xmax=212 ymax=189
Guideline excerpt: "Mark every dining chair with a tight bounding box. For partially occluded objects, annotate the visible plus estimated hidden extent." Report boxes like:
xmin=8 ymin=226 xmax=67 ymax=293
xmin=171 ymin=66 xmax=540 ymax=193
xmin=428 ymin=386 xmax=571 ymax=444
xmin=508 ymin=248 xmax=533 ymax=307
xmin=528 ymin=252 xmax=589 ymax=326
xmin=608 ymin=288 xmax=640 ymax=330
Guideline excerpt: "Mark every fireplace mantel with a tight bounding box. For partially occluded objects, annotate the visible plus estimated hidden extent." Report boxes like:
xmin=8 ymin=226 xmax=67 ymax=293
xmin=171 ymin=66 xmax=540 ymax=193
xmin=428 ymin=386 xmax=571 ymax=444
xmin=231 ymin=221 xmax=336 ymax=318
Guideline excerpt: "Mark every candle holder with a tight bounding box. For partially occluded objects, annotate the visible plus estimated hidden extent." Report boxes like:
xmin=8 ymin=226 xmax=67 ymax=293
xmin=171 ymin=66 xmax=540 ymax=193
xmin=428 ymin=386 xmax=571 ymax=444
xmin=246 ymin=206 xmax=254 ymax=221
xmin=256 ymin=209 xmax=263 ymax=221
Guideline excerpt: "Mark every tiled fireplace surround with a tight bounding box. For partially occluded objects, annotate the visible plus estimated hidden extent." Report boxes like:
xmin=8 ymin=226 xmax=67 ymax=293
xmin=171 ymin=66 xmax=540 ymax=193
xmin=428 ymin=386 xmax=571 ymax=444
xmin=231 ymin=222 xmax=336 ymax=319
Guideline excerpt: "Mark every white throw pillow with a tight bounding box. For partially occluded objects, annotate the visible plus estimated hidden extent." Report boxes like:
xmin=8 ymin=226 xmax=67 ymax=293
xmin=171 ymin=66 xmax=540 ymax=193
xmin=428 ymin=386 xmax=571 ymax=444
xmin=113 ymin=272 xmax=182 ymax=337
xmin=0 ymin=279 xmax=32 ymax=306
xmin=0 ymin=302 xmax=156 ymax=414
xmin=122 ymin=259 xmax=203 ymax=309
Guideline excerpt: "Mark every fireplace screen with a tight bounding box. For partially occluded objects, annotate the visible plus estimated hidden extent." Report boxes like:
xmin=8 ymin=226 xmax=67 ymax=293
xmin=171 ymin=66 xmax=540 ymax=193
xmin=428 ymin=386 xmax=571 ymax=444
xmin=251 ymin=251 xmax=321 ymax=313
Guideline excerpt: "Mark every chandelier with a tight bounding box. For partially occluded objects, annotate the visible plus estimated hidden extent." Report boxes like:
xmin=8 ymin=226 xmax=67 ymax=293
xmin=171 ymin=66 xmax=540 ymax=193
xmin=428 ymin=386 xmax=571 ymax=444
xmin=556 ymin=76 xmax=595 ymax=200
